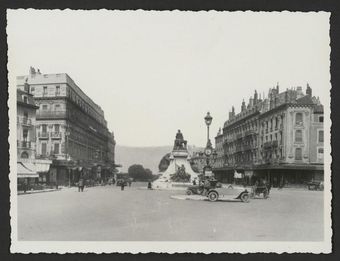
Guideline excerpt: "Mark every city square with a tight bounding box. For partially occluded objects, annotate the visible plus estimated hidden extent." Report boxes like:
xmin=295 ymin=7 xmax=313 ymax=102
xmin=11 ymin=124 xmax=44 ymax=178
xmin=8 ymin=10 xmax=331 ymax=253
xmin=18 ymin=184 xmax=324 ymax=241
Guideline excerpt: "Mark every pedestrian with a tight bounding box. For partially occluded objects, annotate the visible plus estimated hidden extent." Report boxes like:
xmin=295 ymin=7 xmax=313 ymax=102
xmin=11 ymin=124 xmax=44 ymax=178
xmin=78 ymin=178 xmax=84 ymax=192
xmin=147 ymin=181 xmax=152 ymax=190
xmin=121 ymin=181 xmax=125 ymax=191
xmin=192 ymin=179 xmax=197 ymax=186
xmin=128 ymin=180 xmax=132 ymax=187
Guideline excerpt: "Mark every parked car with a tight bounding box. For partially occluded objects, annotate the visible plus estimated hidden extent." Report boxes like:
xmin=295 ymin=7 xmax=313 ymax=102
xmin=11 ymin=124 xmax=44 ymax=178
xmin=250 ymin=184 xmax=271 ymax=199
xmin=206 ymin=185 xmax=250 ymax=202
xmin=186 ymin=185 xmax=204 ymax=195
xmin=307 ymin=181 xmax=324 ymax=191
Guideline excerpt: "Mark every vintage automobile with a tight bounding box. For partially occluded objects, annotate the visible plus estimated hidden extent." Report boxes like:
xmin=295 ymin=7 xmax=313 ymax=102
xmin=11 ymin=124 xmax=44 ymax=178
xmin=307 ymin=181 xmax=324 ymax=191
xmin=186 ymin=180 xmax=222 ymax=195
xmin=186 ymin=185 xmax=203 ymax=195
xmin=206 ymin=184 xmax=250 ymax=202
xmin=250 ymin=184 xmax=271 ymax=199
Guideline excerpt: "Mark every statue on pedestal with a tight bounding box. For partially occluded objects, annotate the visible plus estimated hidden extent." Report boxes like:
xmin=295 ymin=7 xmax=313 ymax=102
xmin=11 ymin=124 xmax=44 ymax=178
xmin=174 ymin=130 xmax=187 ymax=150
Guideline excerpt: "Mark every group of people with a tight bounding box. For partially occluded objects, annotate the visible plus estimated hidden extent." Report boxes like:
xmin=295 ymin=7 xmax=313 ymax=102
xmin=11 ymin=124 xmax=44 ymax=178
xmin=77 ymin=177 xmax=133 ymax=192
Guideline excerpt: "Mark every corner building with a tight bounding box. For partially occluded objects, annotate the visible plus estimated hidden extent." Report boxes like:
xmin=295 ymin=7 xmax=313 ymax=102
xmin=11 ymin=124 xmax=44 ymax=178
xmin=214 ymin=84 xmax=324 ymax=187
xmin=17 ymin=68 xmax=116 ymax=186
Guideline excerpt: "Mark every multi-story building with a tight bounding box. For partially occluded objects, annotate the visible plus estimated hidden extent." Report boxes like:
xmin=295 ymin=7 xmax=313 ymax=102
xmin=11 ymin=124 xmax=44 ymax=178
xmin=17 ymin=82 xmax=52 ymax=189
xmin=215 ymin=84 xmax=324 ymax=186
xmin=17 ymin=67 xmax=116 ymax=186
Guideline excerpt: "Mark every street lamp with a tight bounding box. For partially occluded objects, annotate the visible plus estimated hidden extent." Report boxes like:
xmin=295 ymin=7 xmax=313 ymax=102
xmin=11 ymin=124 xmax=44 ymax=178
xmin=204 ymin=112 xmax=213 ymax=143
xmin=203 ymin=112 xmax=215 ymax=178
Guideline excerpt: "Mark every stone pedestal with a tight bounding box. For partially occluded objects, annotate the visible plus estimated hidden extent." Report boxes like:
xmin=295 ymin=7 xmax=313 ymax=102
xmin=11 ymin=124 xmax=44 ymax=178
xmin=153 ymin=130 xmax=199 ymax=190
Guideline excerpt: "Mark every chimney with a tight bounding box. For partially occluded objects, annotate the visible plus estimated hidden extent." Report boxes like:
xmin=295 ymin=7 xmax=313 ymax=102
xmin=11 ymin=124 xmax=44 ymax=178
xmin=241 ymin=99 xmax=246 ymax=112
xmin=296 ymin=86 xmax=303 ymax=99
xmin=306 ymin=83 xmax=312 ymax=97
xmin=228 ymin=111 xmax=233 ymax=119
xmin=249 ymin=97 xmax=254 ymax=108
xmin=254 ymin=90 xmax=258 ymax=104
xmin=29 ymin=66 xmax=36 ymax=76
xmin=276 ymin=82 xmax=279 ymax=93
xmin=232 ymin=106 xmax=235 ymax=117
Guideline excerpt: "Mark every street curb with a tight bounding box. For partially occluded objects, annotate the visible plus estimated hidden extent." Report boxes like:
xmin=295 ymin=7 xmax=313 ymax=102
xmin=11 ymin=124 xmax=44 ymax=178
xmin=18 ymin=188 xmax=61 ymax=195
xmin=170 ymin=195 xmax=207 ymax=201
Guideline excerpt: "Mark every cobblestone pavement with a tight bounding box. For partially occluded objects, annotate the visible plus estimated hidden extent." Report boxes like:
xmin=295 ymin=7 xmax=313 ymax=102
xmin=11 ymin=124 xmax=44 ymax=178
xmin=17 ymin=183 xmax=324 ymax=241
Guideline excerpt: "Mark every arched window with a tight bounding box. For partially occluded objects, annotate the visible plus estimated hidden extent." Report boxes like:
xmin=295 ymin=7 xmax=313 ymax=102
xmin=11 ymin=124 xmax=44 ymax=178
xmin=295 ymin=148 xmax=302 ymax=160
xmin=296 ymin=113 xmax=303 ymax=125
xmin=21 ymin=151 xmax=29 ymax=159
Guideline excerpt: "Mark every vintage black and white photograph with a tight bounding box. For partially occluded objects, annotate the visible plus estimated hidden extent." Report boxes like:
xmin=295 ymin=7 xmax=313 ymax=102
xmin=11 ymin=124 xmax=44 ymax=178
xmin=7 ymin=10 xmax=332 ymax=253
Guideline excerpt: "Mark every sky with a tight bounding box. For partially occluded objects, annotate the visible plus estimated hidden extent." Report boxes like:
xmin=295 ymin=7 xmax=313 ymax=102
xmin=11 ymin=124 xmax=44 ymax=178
xmin=7 ymin=10 xmax=331 ymax=147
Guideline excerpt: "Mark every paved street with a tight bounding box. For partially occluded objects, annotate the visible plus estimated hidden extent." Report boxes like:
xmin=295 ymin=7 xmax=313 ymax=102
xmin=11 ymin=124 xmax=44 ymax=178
xmin=18 ymin=183 xmax=323 ymax=241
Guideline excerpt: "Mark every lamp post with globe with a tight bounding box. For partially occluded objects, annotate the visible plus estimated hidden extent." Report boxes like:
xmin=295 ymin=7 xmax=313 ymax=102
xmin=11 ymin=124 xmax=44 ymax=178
xmin=203 ymin=112 xmax=216 ymax=178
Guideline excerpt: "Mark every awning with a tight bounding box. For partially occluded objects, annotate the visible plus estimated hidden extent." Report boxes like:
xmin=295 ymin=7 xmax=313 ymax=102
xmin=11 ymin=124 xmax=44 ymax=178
xmin=34 ymin=159 xmax=52 ymax=173
xmin=17 ymin=162 xmax=38 ymax=178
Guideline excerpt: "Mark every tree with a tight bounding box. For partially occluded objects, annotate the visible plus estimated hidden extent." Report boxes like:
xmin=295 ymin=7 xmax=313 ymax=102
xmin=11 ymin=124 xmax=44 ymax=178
xmin=128 ymin=164 xmax=153 ymax=181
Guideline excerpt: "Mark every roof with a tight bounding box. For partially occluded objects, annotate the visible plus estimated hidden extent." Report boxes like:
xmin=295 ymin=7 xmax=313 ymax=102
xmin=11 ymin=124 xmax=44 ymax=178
xmin=17 ymin=89 xmax=38 ymax=109
xmin=296 ymin=95 xmax=315 ymax=105
xmin=313 ymin=104 xmax=324 ymax=113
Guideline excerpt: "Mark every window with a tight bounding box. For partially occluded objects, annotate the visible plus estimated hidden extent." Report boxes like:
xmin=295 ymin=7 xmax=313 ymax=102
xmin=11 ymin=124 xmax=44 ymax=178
xmin=42 ymin=124 xmax=47 ymax=133
xmin=21 ymin=152 xmax=29 ymax=159
xmin=54 ymin=143 xmax=60 ymax=155
xmin=295 ymin=113 xmax=303 ymax=125
xmin=42 ymin=104 xmax=48 ymax=110
xmin=23 ymin=129 xmax=28 ymax=141
xmin=23 ymin=95 xmax=28 ymax=103
xmin=318 ymin=130 xmax=324 ymax=143
xmin=54 ymin=124 xmax=60 ymax=133
xmin=295 ymin=148 xmax=302 ymax=160
xmin=43 ymin=86 xmax=47 ymax=96
xmin=319 ymin=116 xmax=324 ymax=123
xmin=295 ymin=130 xmax=303 ymax=142
xmin=41 ymin=143 xmax=47 ymax=156
xmin=55 ymin=104 xmax=61 ymax=111
xmin=30 ymin=86 xmax=35 ymax=93
xmin=317 ymin=148 xmax=324 ymax=160
xmin=56 ymin=86 xmax=60 ymax=96
xmin=23 ymin=111 xmax=28 ymax=124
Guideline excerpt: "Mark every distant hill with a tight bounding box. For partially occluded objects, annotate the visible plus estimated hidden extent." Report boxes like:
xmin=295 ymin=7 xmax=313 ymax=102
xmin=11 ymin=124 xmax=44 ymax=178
xmin=115 ymin=145 xmax=203 ymax=173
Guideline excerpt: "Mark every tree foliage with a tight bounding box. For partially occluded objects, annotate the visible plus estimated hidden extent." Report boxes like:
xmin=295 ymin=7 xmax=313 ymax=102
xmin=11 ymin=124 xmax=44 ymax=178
xmin=128 ymin=164 xmax=154 ymax=181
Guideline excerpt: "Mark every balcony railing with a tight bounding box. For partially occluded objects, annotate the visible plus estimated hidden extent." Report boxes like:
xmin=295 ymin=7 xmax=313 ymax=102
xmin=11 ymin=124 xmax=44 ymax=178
xmin=36 ymin=110 xmax=67 ymax=119
xmin=236 ymin=133 xmax=243 ymax=139
xmin=51 ymin=132 xmax=62 ymax=139
xmin=38 ymin=132 xmax=49 ymax=139
xmin=17 ymin=117 xmax=33 ymax=126
xmin=263 ymin=140 xmax=279 ymax=149
xmin=245 ymin=130 xmax=256 ymax=136
xmin=17 ymin=140 xmax=32 ymax=148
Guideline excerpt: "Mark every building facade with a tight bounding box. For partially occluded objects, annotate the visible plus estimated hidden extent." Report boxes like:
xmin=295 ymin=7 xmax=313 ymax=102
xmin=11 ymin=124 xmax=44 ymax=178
xmin=214 ymin=84 xmax=324 ymax=186
xmin=17 ymin=67 xmax=116 ymax=186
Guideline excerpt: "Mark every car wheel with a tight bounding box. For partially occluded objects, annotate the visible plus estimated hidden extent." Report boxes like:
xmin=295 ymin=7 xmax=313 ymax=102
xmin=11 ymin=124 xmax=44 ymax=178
xmin=186 ymin=189 xmax=193 ymax=195
xmin=208 ymin=191 xmax=219 ymax=202
xmin=240 ymin=193 xmax=250 ymax=203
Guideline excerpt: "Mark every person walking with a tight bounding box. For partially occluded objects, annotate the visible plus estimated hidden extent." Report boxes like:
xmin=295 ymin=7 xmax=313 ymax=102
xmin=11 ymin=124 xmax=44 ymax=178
xmin=78 ymin=178 xmax=84 ymax=192
xmin=192 ymin=179 xmax=197 ymax=186
xmin=147 ymin=181 xmax=152 ymax=190
xmin=121 ymin=180 xmax=126 ymax=191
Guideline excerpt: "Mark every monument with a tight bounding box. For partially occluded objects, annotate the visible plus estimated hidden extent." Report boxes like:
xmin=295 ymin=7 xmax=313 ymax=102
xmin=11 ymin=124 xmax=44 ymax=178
xmin=152 ymin=130 xmax=199 ymax=189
